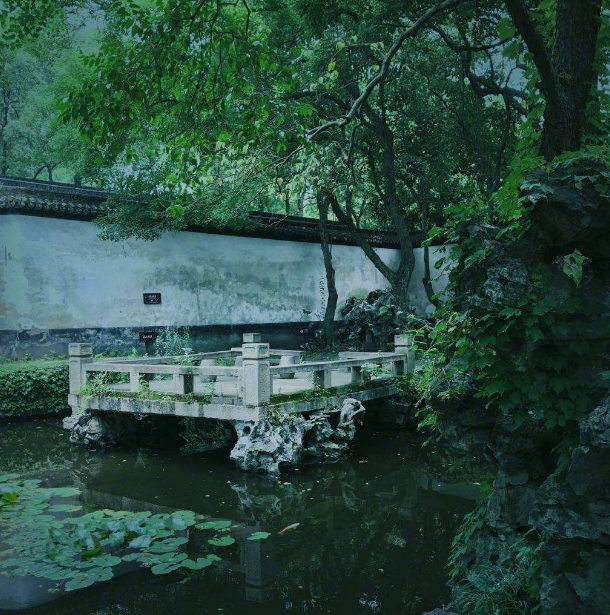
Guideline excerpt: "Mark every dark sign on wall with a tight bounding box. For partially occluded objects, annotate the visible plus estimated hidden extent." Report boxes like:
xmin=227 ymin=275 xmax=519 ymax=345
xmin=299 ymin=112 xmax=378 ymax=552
xmin=139 ymin=331 xmax=158 ymax=344
xmin=143 ymin=293 xmax=162 ymax=305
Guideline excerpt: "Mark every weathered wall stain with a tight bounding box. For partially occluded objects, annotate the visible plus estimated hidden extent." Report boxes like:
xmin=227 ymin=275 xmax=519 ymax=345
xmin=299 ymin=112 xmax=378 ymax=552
xmin=0 ymin=214 xmax=450 ymax=355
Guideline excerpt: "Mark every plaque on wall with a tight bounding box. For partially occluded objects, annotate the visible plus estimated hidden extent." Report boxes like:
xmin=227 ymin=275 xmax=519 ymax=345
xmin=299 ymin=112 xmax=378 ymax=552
xmin=139 ymin=331 xmax=158 ymax=343
xmin=143 ymin=293 xmax=162 ymax=305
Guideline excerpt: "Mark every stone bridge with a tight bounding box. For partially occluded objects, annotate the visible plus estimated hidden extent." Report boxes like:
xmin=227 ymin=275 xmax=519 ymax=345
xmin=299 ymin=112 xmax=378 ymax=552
xmin=64 ymin=333 xmax=416 ymax=472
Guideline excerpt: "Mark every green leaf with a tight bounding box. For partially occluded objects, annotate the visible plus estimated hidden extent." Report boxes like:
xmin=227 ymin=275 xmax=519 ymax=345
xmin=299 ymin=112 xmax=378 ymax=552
xmin=128 ymin=535 xmax=152 ymax=549
xmin=181 ymin=557 xmax=213 ymax=570
xmin=208 ymin=536 xmax=235 ymax=547
xmin=0 ymin=474 xmax=20 ymax=483
xmin=65 ymin=574 xmax=97 ymax=591
xmin=88 ymin=555 xmax=122 ymax=568
xmin=48 ymin=504 xmax=82 ymax=513
xmin=247 ymin=532 xmax=271 ymax=541
xmin=151 ymin=562 xmax=182 ymax=575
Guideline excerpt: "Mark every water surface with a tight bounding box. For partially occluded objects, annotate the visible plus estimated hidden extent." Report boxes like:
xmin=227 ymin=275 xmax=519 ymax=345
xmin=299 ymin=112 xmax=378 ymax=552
xmin=0 ymin=418 xmax=482 ymax=615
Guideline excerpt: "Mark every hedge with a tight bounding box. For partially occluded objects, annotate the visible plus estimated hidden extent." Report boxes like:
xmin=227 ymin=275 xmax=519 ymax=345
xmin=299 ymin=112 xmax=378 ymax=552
xmin=0 ymin=360 xmax=70 ymax=419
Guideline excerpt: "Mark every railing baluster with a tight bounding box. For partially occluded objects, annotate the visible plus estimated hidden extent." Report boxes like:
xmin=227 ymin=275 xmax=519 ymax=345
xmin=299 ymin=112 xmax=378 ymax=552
xmin=68 ymin=343 xmax=93 ymax=394
xmin=350 ymin=365 xmax=363 ymax=384
xmin=129 ymin=368 xmax=140 ymax=392
xmin=394 ymin=334 xmax=415 ymax=373
xmin=313 ymin=367 xmax=332 ymax=388
xmin=242 ymin=342 xmax=271 ymax=406
xmin=392 ymin=357 xmax=405 ymax=376
xmin=173 ymin=373 xmax=195 ymax=395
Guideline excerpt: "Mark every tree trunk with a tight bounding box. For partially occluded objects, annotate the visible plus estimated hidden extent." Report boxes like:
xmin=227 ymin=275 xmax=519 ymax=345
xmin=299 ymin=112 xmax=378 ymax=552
xmin=542 ymin=0 xmax=603 ymax=159
xmin=393 ymin=249 xmax=415 ymax=310
xmin=317 ymin=193 xmax=338 ymax=347
xmin=1 ymin=136 xmax=7 ymax=175
xmin=339 ymin=83 xmax=416 ymax=307
xmin=421 ymin=201 xmax=439 ymax=308
xmin=506 ymin=0 xmax=603 ymax=161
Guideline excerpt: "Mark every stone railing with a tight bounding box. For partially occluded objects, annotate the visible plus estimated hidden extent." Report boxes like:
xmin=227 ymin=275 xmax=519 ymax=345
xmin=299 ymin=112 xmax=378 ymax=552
xmin=68 ymin=334 xmax=415 ymax=409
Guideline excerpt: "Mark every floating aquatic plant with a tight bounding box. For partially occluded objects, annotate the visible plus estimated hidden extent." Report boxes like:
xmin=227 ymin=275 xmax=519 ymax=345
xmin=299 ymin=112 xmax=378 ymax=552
xmin=247 ymin=532 xmax=271 ymax=541
xmin=0 ymin=473 xmax=242 ymax=593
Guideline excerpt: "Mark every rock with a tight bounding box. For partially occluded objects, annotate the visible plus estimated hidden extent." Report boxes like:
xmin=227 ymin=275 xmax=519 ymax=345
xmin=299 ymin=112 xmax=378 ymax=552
xmin=485 ymin=470 xmax=539 ymax=530
xmin=527 ymin=397 xmax=610 ymax=615
xmin=63 ymin=413 xmax=117 ymax=448
xmin=490 ymin=414 xmax=552 ymax=485
xmin=525 ymin=166 xmax=610 ymax=261
xmin=422 ymin=609 xmax=458 ymax=615
xmin=563 ymin=547 xmax=610 ymax=614
xmin=463 ymin=395 xmax=610 ymax=615
xmin=580 ymin=400 xmax=610 ymax=449
xmin=302 ymin=413 xmax=338 ymax=459
xmin=377 ymin=397 xmax=414 ymax=426
xmin=230 ymin=412 xmax=308 ymax=473
xmin=303 ymin=399 xmax=366 ymax=461
xmin=427 ymin=363 xmax=495 ymax=454
xmin=230 ymin=399 xmax=367 ymax=472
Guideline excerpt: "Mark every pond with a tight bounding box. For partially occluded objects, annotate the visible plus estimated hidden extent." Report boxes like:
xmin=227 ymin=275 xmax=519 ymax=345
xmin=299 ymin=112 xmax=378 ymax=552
xmin=0 ymin=417 xmax=483 ymax=615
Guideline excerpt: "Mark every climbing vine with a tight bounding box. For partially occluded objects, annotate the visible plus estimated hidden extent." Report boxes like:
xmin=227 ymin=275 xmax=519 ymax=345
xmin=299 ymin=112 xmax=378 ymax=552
xmin=424 ymin=148 xmax=610 ymax=455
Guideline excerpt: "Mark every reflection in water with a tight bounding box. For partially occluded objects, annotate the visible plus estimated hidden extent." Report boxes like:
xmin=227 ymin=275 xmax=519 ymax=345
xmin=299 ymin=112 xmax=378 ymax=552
xmin=0 ymin=418 xmax=482 ymax=615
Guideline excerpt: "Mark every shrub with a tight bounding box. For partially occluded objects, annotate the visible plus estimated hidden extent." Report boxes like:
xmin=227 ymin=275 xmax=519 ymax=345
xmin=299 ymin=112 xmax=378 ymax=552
xmin=155 ymin=326 xmax=192 ymax=357
xmin=0 ymin=361 xmax=69 ymax=419
xmin=335 ymin=289 xmax=423 ymax=350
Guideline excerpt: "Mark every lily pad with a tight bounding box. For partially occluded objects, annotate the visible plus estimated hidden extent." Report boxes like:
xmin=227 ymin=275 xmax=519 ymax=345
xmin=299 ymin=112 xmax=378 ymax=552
xmin=128 ymin=535 xmax=152 ymax=549
xmin=0 ymin=474 xmax=20 ymax=482
xmin=247 ymin=532 xmax=271 ymax=541
xmin=208 ymin=536 xmax=235 ymax=547
xmin=181 ymin=557 xmax=213 ymax=570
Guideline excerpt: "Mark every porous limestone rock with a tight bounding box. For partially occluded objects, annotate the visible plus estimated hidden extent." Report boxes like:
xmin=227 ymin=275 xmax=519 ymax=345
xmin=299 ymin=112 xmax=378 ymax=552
xmin=303 ymin=398 xmax=366 ymax=460
xmin=63 ymin=411 xmax=142 ymax=448
xmin=63 ymin=413 xmax=118 ymax=448
xmin=302 ymin=413 xmax=338 ymax=459
xmin=450 ymin=396 xmax=610 ymax=615
xmin=428 ymin=363 xmax=495 ymax=455
xmin=230 ymin=398 xmax=367 ymax=473
xmin=230 ymin=412 xmax=308 ymax=474
xmin=528 ymin=396 xmax=610 ymax=615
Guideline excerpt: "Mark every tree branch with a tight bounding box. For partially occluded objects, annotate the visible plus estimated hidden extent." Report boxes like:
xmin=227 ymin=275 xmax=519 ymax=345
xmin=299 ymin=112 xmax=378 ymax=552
xmin=327 ymin=192 xmax=396 ymax=282
xmin=433 ymin=25 xmax=528 ymax=115
xmin=504 ymin=0 xmax=559 ymax=105
xmin=306 ymin=0 xmax=464 ymax=139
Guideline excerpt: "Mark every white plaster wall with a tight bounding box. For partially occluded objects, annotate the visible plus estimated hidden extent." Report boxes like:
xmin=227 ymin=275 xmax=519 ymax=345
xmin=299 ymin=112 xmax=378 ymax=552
xmin=0 ymin=215 xmax=450 ymax=331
